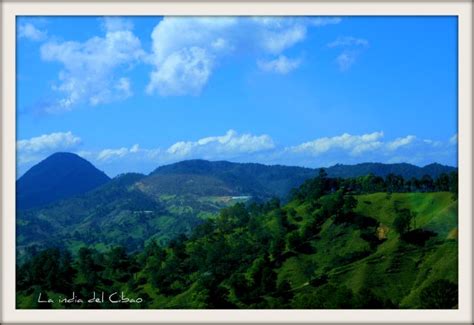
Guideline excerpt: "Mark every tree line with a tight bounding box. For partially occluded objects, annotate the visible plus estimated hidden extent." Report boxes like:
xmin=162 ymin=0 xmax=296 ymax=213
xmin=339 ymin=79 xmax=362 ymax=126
xmin=291 ymin=169 xmax=458 ymax=202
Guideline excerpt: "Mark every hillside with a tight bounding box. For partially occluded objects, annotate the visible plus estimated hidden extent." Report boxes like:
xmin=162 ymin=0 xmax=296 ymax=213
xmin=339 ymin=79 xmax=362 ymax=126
xmin=148 ymin=159 xmax=456 ymax=200
xmin=16 ymin=152 xmax=110 ymax=210
xmin=16 ymin=172 xmax=212 ymax=256
xmin=279 ymin=192 xmax=457 ymax=308
xmin=16 ymin=155 xmax=458 ymax=258
xmin=16 ymin=170 xmax=458 ymax=309
xmin=150 ymin=159 xmax=317 ymax=199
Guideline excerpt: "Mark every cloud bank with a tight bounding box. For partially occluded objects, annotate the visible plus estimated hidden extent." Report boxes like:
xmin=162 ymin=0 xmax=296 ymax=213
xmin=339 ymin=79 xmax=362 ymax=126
xmin=17 ymin=131 xmax=81 ymax=164
xmin=17 ymin=130 xmax=458 ymax=177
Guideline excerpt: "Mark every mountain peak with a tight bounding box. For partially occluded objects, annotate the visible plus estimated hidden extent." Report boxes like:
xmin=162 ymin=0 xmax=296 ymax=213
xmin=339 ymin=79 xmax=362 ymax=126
xmin=17 ymin=152 xmax=111 ymax=210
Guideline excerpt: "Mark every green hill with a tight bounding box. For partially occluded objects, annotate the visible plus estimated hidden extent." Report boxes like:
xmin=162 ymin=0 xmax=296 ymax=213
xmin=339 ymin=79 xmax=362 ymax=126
xmin=276 ymin=192 xmax=457 ymax=309
xmin=16 ymin=169 xmax=458 ymax=309
xmin=16 ymin=172 xmax=248 ymax=257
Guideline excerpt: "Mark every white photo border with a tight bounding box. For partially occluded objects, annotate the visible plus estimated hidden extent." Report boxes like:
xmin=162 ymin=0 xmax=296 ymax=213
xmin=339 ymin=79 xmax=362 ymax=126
xmin=1 ymin=0 xmax=472 ymax=323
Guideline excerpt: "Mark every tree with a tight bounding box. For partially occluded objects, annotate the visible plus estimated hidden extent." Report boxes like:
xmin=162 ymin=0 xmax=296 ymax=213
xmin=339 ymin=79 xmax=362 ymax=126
xmin=292 ymin=168 xmax=329 ymax=203
xmin=386 ymin=173 xmax=404 ymax=193
xmin=76 ymin=247 xmax=104 ymax=292
xmin=104 ymin=246 xmax=132 ymax=283
xmin=420 ymin=174 xmax=434 ymax=192
xmin=334 ymin=193 xmax=357 ymax=224
xmin=56 ymin=250 xmax=75 ymax=293
xmin=393 ymin=208 xmax=413 ymax=236
xmin=342 ymin=194 xmax=357 ymax=216
xmin=419 ymin=280 xmax=458 ymax=308
xmin=360 ymin=174 xmax=386 ymax=193
xmin=275 ymin=280 xmax=293 ymax=307
xmin=287 ymin=231 xmax=303 ymax=252
xmin=434 ymin=173 xmax=450 ymax=191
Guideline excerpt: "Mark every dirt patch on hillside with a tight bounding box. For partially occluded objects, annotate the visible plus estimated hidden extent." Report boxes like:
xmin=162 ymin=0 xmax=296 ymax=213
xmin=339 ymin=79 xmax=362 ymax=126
xmin=376 ymin=224 xmax=389 ymax=240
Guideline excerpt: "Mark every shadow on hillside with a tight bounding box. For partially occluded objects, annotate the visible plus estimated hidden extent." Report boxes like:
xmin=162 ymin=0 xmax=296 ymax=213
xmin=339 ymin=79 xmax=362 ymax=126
xmin=402 ymin=229 xmax=437 ymax=246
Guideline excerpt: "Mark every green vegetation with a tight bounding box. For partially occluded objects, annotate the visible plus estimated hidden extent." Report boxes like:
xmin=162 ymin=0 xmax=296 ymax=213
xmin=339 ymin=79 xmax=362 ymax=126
xmin=16 ymin=173 xmax=242 ymax=258
xmin=16 ymin=170 xmax=458 ymax=309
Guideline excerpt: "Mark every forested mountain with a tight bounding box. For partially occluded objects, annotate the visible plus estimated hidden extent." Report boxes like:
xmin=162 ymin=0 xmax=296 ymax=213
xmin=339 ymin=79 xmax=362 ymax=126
xmin=148 ymin=159 xmax=317 ymax=199
xmin=16 ymin=154 xmax=458 ymax=258
xmin=17 ymin=153 xmax=110 ymax=210
xmin=324 ymin=162 xmax=456 ymax=179
xmin=17 ymin=154 xmax=456 ymax=212
xmin=151 ymin=159 xmax=456 ymax=198
xmin=16 ymin=169 xmax=458 ymax=309
xmin=16 ymin=173 xmax=205 ymax=256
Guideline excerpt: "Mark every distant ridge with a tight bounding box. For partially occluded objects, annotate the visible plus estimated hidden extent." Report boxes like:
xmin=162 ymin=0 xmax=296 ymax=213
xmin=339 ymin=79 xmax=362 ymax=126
xmin=17 ymin=154 xmax=457 ymax=210
xmin=149 ymin=159 xmax=456 ymax=199
xmin=149 ymin=159 xmax=317 ymax=198
xmin=325 ymin=162 xmax=456 ymax=179
xmin=16 ymin=152 xmax=110 ymax=210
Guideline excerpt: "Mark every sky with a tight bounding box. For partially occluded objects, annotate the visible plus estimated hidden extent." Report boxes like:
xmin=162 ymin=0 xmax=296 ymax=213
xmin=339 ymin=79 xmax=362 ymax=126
xmin=16 ymin=16 xmax=458 ymax=177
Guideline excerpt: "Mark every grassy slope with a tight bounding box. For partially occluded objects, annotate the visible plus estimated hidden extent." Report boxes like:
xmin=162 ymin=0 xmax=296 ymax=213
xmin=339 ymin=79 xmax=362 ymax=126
xmin=17 ymin=192 xmax=456 ymax=309
xmin=143 ymin=192 xmax=457 ymax=308
xmin=277 ymin=192 xmax=458 ymax=308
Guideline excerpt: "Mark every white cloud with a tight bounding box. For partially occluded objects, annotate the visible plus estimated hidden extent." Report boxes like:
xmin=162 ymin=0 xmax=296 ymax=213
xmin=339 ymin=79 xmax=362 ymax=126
xmin=75 ymin=150 xmax=93 ymax=158
xmin=22 ymin=17 xmax=345 ymax=110
xmin=17 ymin=131 xmax=81 ymax=164
xmin=146 ymin=17 xmax=237 ymax=96
xmin=258 ymin=22 xmax=306 ymax=54
xmin=336 ymin=52 xmax=357 ymax=71
xmin=18 ymin=23 xmax=47 ymax=41
xmin=101 ymin=17 xmax=133 ymax=32
xmin=257 ymin=55 xmax=301 ymax=74
xmin=284 ymin=132 xmax=458 ymax=168
xmin=130 ymin=144 xmax=140 ymax=153
xmin=328 ymin=36 xmax=369 ymax=72
xmin=147 ymin=47 xmax=214 ymax=96
xmin=97 ymin=147 xmax=130 ymax=161
xmin=96 ymin=143 xmax=162 ymax=163
xmin=97 ymin=143 xmax=143 ymax=161
xmin=328 ymin=36 xmax=369 ymax=48
xmin=254 ymin=17 xmax=340 ymax=54
xmin=17 ymin=131 xmax=81 ymax=153
xmin=386 ymin=135 xmax=416 ymax=151
xmin=423 ymin=139 xmax=445 ymax=149
xmin=167 ymin=129 xmax=275 ymax=158
xmin=146 ymin=17 xmax=341 ymax=96
xmin=88 ymin=130 xmax=275 ymax=165
xmin=289 ymin=132 xmax=384 ymax=156
xmin=40 ymin=17 xmax=144 ymax=112
xmin=115 ymin=77 xmax=132 ymax=97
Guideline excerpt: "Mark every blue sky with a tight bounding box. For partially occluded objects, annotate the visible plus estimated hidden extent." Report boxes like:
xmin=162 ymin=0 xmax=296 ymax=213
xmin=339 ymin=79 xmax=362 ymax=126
xmin=16 ymin=16 xmax=458 ymax=177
